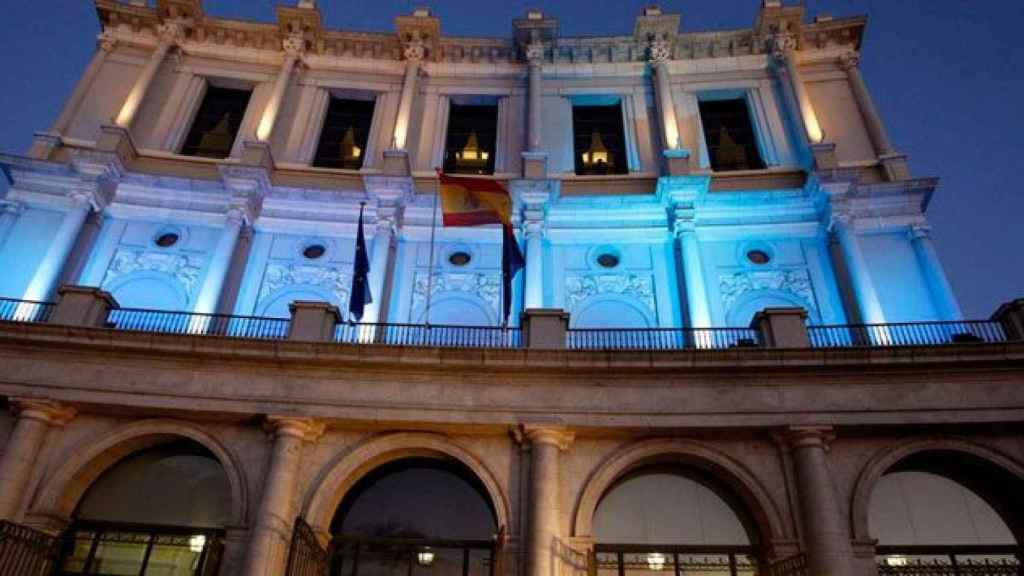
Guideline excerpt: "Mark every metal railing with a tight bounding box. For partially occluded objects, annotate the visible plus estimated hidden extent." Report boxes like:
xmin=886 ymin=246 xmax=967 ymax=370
xmin=286 ymin=518 xmax=330 ymax=576
xmin=0 ymin=520 xmax=59 ymax=576
xmin=767 ymin=553 xmax=806 ymax=576
xmin=566 ymin=327 xmax=761 ymax=350
xmin=0 ymin=297 xmax=55 ymax=324
xmin=106 ymin=308 xmax=290 ymax=340
xmin=808 ymin=320 xmax=1008 ymax=348
xmin=876 ymin=546 xmax=1022 ymax=576
xmin=334 ymin=322 xmax=522 ymax=348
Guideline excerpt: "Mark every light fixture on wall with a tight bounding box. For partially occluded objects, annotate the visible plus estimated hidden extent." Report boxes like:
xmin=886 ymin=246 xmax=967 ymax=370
xmin=340 ymin=126 xmax=362 ymax=161
xmin=454 ymin=131 xmax=489 ymax=169
xmin=646 ymin=552 xmax=666 ymax=571
xmin=189 ymin=535 xmax=207 ymax=553
xmin=581 ymin=131 xmax=611 ymax=168
xmin=417 ymin=547 xmax=435 ymax=567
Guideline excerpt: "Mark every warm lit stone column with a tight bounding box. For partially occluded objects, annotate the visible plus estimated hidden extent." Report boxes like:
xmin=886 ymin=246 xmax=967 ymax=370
xmin=524 ymin=426 xmax=573 ymax=576
xmin=114 ymin=20 xmax=184 ymax=129
xmin=0 ymin=399 xmax=76 ymax=521
xmin=192 ymin=209 xmax=245 ymax=317
xmin=526 ymin=43 xmax=544 ymax=153
xmin=21 ymin=192 xmax=95 ymax=303
xmin=392 ymin=41 xmax=424 ymax=150
xmin=256 ymin=34 xmax=302 ymax=142
xmin=785 ymin=427 xmax=855 ymax=576
xmin=362 ymin=213 xmax=396 ymax=325
xmin=241 ymin=417 xmax=324 ymax=576
xmin=650 ymin=43 xmax=681 ymax=153
xmin=839 ymin=53 xmax=894 ymax=157
xmin=772 ymin=36 xmax=823 ymax=145
xmin=909 ymin=223 xmax=963 ymax=320
xmin=830 ymin=214 xmax=885 ymax=326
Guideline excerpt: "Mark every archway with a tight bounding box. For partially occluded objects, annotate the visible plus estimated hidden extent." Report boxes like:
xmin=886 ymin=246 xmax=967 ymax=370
xmin=574 ymin=439 xmax=788 ymax=572
xmin=853 ymin=440 xmax=1024 ymax=573
xmin=53 ymin=439 xmax=231 ymax=576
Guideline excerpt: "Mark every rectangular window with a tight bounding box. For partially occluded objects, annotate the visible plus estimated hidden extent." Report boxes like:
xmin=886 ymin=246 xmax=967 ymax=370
xmin=443 ymin=102 xmax=498 ymax=175
xmin=572 ymin=103 xmax=628 ymax=176
xmin=313 ymin=97 xmax=376 ymax=170
xmin=698 ymin=98 xmax=766 ymax=172
xmin=180 ymin=86 xmax=252 ymax=159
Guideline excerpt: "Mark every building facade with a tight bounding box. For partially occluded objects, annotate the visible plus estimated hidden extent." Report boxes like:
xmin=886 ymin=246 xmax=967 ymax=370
xmin=0 ymin=1 xmax=1021 ymax=576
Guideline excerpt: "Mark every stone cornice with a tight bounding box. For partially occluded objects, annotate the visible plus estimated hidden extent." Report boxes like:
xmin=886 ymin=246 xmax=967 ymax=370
xmin=94 ymin=0 xmax=866 ymax=68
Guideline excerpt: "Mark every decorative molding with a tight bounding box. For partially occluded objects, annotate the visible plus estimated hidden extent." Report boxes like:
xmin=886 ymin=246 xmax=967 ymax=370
xmin=565 ymin=273 xmax=656 ymax=315
xmin=102 ymin=248 xmax=205 ymax=297
xmin=412 ymin=271 xmax=500 ymax=316
xmin=839 ymin=52 xmax=860 ymax=71
xmin=258 ymin=262 xmax=351 ymax=310
xmin=719 ymin=268 xmax=817 ymax=318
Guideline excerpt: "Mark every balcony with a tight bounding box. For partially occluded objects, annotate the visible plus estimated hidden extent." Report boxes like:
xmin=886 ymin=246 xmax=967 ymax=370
xmin=1 ymin=287 xmax=1022 ymax=353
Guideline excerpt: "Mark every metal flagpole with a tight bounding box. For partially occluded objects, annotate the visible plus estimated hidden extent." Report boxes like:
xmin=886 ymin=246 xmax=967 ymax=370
xmin=424 ymin=170 xmax=441 ymax=326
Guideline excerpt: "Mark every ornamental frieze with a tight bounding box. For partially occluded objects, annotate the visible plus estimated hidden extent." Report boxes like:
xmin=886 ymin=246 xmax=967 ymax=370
xmin=718 ymin=269 xmax=818 ymax=317
xmin=102 ymin=249 xmax=204 ymax=297
xmin=565 ymin=274 xmax=656 ymax=315
xmin=259 ymin=262 xmax=351 ymax=309
xmin=412 ymin=271 xmax=501 ymax=316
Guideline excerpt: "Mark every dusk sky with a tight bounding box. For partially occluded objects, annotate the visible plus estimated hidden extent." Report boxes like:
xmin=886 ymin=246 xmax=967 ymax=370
xmin=0 ymin=0 xmax=1020 ymax=319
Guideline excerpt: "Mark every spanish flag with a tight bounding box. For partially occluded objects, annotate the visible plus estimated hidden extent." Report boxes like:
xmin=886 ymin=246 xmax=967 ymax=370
xmin=437 ymin=172 xmax=524 ymax=324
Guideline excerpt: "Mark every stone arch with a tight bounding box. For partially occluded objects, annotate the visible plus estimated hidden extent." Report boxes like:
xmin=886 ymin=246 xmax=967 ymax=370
xmin=303 ymin=432 xmax=510 ymax=539
xmin=32 ymin=419 xmax=248 ymax=527
xmin=106 ymin=272 xmax=190 ymax=310
xmin=573 ymin=438 xmax=787 ymax=546
xmin=572 ymin=295 xmax=653 ymax=329
xmin=850 ymin=436 xmax=1024 ymax=542
xmin=726 ymin=289 xmax=819 ymax=327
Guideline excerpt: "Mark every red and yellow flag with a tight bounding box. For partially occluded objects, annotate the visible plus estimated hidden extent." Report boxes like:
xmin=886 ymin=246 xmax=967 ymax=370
xmin=437 ymin=172 xmax=513 ymax=227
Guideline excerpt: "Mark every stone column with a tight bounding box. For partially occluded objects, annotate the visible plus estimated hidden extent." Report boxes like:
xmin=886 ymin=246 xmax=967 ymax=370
xmin=650 ymin=44 xmax=681 ymax=152
xmin=674 ymin=220 xmax=711 ymax=330
xmin=0 ymin=399 xmax=76 ymax=521
xmin=830 ymin=214 xmax=885 ymax=326
xmin=0 ymin=200 xmax=23 ymax=251
xmin=785 ymin=427 xmax=854 ymax=576
xmin=361 ymin=213 xmax=396 ymax=325
xmin=241 ymin=417 xmax=324 ymax=576
xmin=114 ymin=20 xmax=184 ymax=129
xmin=192 ymin=209 xmax=244 ymax=316
xmin=772 ymin=37 xmax=823 ymax=145
xmin=839 ymin=53 xmax=894 ymax=157
xmin=522 ymin=42 xmax=548 ymax=179
xmin=392 ymin=42 xmax=423 ymax=151
xmin=523 ymin=425 xmax=573 ymax=576
xmin=523 ymin=220 xmax=544 ymax=311
xmin=256 ymin=35 xmax=302 ymax=142
xmin=908 ymin=223 xmax=963 ymax=320
xmin=20 ymin=193 xmax=94 ymax=303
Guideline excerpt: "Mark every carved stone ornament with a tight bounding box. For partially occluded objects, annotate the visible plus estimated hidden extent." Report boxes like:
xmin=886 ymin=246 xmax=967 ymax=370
xmin=282 ymin=32 xmax=306 ymax=56
xmin=98 ymin=30 xmax=117 ymax=52
xmin=525 ymin=41 xmax=545 ymax=64
xmin=839 ymin=52 xmax=860 ymax=71
xmin=647 ymin=39 xmax=672 ymax=64
xmin=718 ymin=268 xmax=818 ymax=318
xmin=157 ymin=19 xmax=187 ymax=43
xmin=403 ymin=37 xmax=426 ymax=62
xmin=770 ymin=32 xmax=798 ymax=59
xmin=258 ymin=262 xmax=351 ymax=311
xmin=102 ymin=249 xmax=205 ymax=297
xmin=565 ymin=274 xmax=656 ymax=315
xmin=412 ymin=271 xmax=501 ymax=317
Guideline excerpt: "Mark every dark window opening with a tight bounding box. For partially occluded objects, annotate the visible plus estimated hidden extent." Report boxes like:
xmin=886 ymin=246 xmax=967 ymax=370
xmin=573 ymin=104 xmax=629 ymax=176
xmin=180 ymin=86 xmax=252 ymax=159
xmin=155 ymin=233 xmax=179 ymax=248
xmin=698 ymin=98 xmax=765 ymax=172
xmin=597 ymin=253 xmax=620 ymax=269
xmin=449 ymin=251 xmax=472 ymax=267
xmin=444 ymin=103 xmax=498 ymax=175
xmin=313 ymin=97 xmax=376 ymax=170
xmin=747 ymin=250 xmax=770 ymax=265
xmin=304 ymin=244 xmax=327 ymax=260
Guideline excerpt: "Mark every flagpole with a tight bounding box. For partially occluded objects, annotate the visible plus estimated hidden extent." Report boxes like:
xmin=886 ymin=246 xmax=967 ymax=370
xmin=425 ymin=170 xmax=441 ymax=327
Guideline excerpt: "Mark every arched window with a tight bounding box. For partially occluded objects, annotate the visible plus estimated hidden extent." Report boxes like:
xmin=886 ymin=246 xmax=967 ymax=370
xmin=58 ymin=441 xmax=229 ymax=576
xmin=868 ymin=451 xmax=1022 ymax=573
xmin=330 ymin=457 xmax=499 ymax=576
xmin=592 ymin=466 xmax=759 ymax=576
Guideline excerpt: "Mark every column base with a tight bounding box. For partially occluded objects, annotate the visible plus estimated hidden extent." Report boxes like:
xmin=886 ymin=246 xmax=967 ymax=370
xmin=29 ymin=132 xmax=63 ymax=160
xmin=663 ymin=148 xmax=692 ymax=176
xmin=521 ymin=151 xmax=548 ymax=180
xmin=879 ymin=152 xmax=910 ymax=182
xmin=809 ymin=142 xmax=838 ymax=171
xmin=238 ymin=140 xmax=276 ymax=172
xmin=95 ymin=124 xmax=138 ymax=165
xmin=382 ymin=149 xmax=411 ymax=177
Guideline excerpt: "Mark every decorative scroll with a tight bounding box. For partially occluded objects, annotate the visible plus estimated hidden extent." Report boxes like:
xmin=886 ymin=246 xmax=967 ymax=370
xmin=719 ymin=268 xmax=817 ymax=317
xmin=102 ymin=249 xmax=204 ymax=297
xmin=565 ymin=274 xmax=656 ymax=314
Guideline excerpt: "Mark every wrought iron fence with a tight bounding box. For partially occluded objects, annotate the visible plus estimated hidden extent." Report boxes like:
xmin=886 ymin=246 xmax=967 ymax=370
xmin=876 ymin=547 xmax=1022 ymax=576
xmin=334 ymin=322 xmax=522 ymax=348
xmin=593 ymin=547 xmax=760 ymax=576
xmin=286 ymin=518 xmax=330 ymax=576
xmin=0 ymin=297 xmax=55 ymax=324
xmin=566 ymin=327 xmax=761 ymax=351
xmin=0 ymin=520 xmax=59 ymax=576
xmin=106 ymin=308 xmax=290 ymax=340
xmin=767 ymin=553 xmax=806 ymax=576
xmin=808 ymin=320 xmax=1009 ymax=348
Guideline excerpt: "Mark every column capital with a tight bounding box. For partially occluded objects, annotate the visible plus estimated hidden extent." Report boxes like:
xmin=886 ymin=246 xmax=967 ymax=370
xmin=827 ymin=210 xmax=854 ymax=232
xmin=403 ymin=37 xmax=427 ymax=62
xmin=779 ymin=426 xmax=835 ymax=451
xmin=520 ymin=424 xmax=574 ymax=450
xmin=770 ymin=33 xmax=798 ymax=61
xmin=157 ymin=18 xmax=189 ymax=44
xmin=839 ymin=52 xmax=861 ymax=71
xmin=10 ymin=399 xmax=77 ymax=427
xmin=908 ymin=222 xmax=931 ymax=240
xmin=264 ymin=416 xmax=326 ymax=442
xmin=0 ymin=199 xmax=24 ymax=216
xmin=525 ymin=41 xmax=545 ymax=66
xmin=97 ymin=31 xmax=118 ymax=52
xmin=647 ymin=40 xmax=672 ymax=66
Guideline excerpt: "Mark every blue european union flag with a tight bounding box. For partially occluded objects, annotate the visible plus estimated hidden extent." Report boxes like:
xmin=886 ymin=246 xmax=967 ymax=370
xmin=349 ymin=204 xmax=372 ymax=321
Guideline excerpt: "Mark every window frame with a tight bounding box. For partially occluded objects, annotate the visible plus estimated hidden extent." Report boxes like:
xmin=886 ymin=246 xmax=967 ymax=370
xmin=166 ymin=73 xmax=261 ymax=159
xmin=694 ymin=89 xmax=778 ymax=172
xmin=566 ymin=94 xmax=640 ymax=177
xmin=303 ymin=86 xmax=385 ymax=170
xmin=442 ymin=99 xmax=500 ymax=176
xmin=311 ymin=94 xmax=378 ymax=171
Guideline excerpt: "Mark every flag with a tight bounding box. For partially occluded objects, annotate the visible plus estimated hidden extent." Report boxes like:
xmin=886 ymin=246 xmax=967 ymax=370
xmin=437 ymin=172 xmax=524 ymax=324
xmin=348 ymin=204 xmax=372 ymax=321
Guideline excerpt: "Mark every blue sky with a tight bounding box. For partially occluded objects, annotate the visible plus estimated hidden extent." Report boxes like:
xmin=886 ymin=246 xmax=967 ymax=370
xmin=0 ymin=1 xmax=1021 ymax=318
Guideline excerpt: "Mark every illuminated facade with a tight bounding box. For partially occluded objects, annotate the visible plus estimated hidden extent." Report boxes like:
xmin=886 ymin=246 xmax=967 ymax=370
xmin=0 ymin=2 xmax=1021 ymax=576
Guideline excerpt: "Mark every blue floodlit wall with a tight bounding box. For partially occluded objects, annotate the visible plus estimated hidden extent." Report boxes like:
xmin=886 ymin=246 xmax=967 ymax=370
xmin=0 ymin=207 xmax=64 ymax=299
xmin=76 ymin=217 xmax=221 ymax=311
xmin=233 ymin=230 xmax=356 ymax=319
xmin=859 ymin=231 xmax=941 ymax=322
